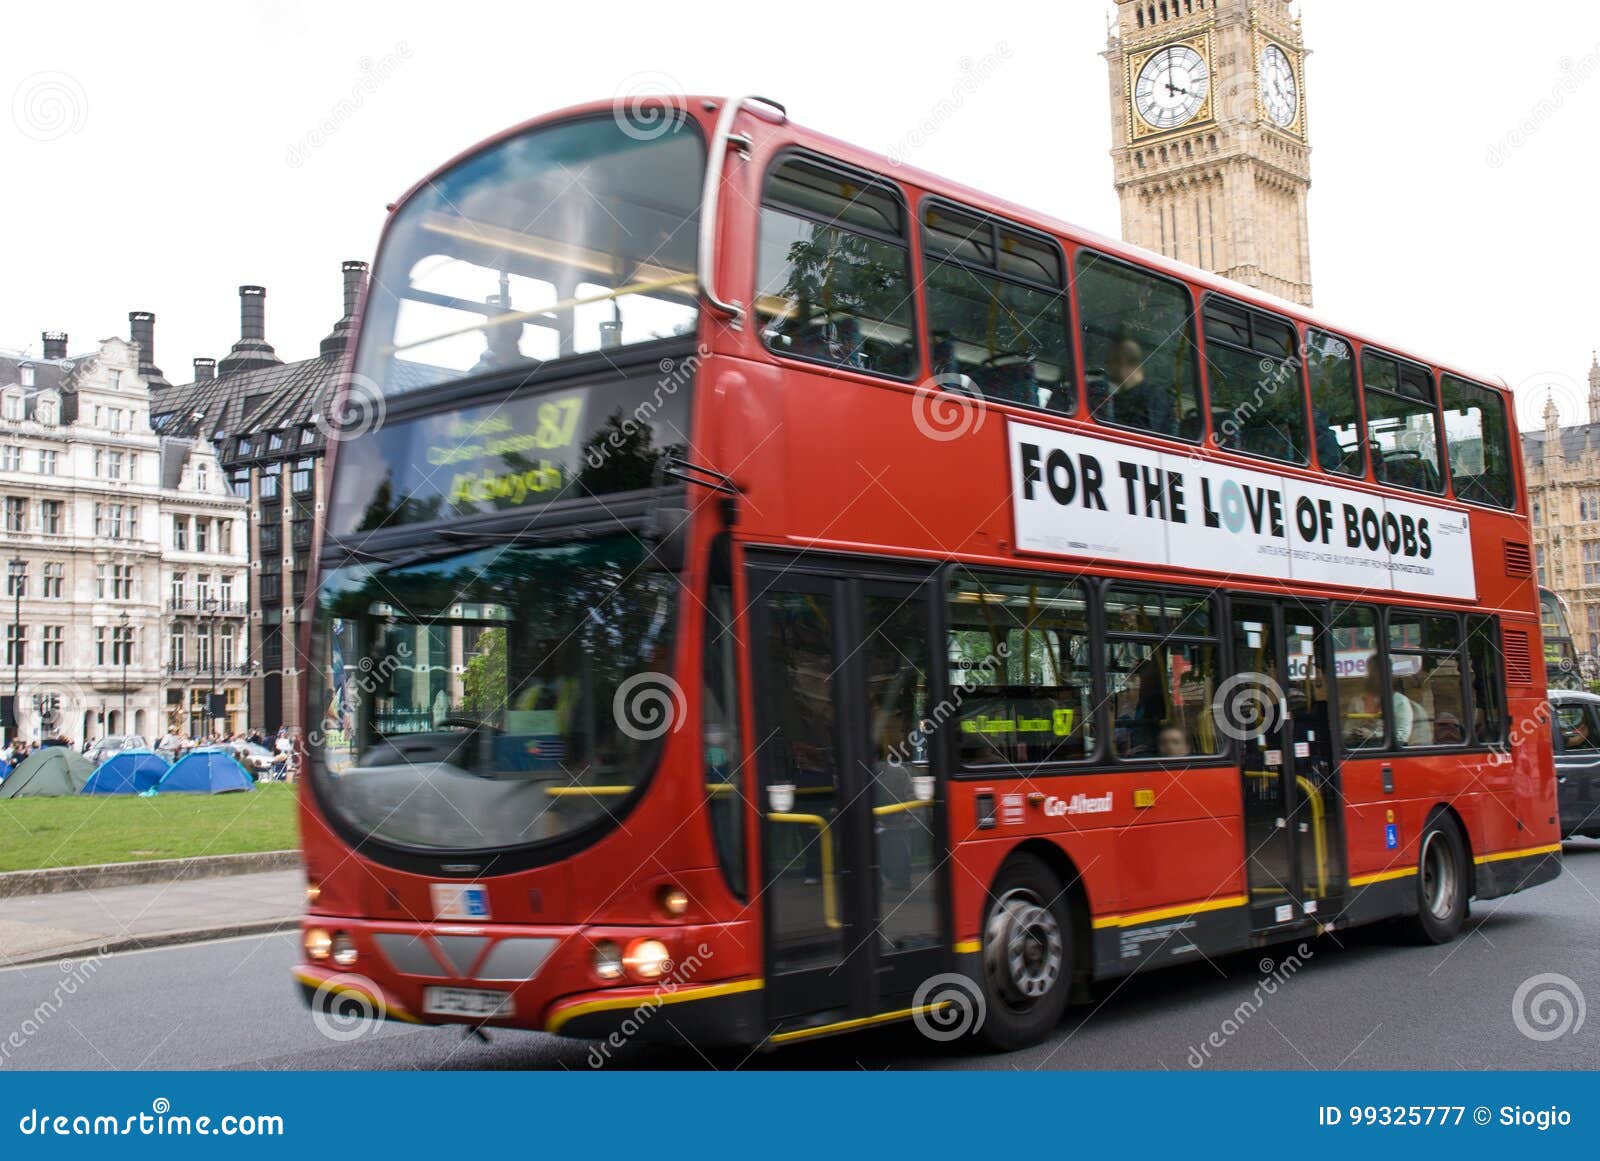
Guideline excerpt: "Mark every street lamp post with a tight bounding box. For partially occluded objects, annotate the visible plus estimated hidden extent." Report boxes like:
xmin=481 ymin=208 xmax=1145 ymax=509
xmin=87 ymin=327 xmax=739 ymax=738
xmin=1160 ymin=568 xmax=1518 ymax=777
xmin=118 ymin=610 xmax=130 ymax=732
xmin=8 ymin=557 xmax=22 ymax=744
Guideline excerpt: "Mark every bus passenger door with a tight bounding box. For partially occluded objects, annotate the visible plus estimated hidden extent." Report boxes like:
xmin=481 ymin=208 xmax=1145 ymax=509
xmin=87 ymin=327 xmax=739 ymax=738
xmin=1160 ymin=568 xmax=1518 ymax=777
xmin=748 ymin=564 xmax=945 ymax=1031
xmin=1228 ymin=599 xmax=1343 ymax=934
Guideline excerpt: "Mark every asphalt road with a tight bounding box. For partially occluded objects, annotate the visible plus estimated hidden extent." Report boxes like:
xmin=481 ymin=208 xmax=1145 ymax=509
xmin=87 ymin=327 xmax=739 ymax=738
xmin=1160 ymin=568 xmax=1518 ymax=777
xmin=3 ymin=842 xmax=1597 ymax=1071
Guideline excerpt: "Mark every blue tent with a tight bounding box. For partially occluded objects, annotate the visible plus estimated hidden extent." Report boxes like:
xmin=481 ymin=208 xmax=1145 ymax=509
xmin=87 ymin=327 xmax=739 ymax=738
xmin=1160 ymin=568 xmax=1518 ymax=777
xmin=81 ymin=749 xmax=169 ymax=795
xmin=156 ymin=748 xmax=253 ymax=794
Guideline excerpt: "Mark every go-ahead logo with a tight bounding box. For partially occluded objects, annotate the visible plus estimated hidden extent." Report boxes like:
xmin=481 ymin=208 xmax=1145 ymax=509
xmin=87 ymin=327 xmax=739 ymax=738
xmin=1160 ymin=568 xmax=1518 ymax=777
xmin=1043 ymin=792 xmax=1113 ymax=817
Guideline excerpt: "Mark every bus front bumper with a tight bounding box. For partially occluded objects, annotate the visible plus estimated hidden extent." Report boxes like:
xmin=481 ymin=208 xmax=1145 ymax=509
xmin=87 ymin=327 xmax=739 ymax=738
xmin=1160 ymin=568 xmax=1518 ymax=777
xmin=292 ymin=917 xmax=763 ymax=1045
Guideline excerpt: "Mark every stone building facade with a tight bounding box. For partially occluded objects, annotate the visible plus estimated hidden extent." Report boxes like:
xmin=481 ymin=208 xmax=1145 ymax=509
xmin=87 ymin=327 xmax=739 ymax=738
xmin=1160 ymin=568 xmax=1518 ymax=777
xmin=1522 ymin=355 xmax=1600 ymax=665
xmin=0 ymin=323 xmax=249 ymax=745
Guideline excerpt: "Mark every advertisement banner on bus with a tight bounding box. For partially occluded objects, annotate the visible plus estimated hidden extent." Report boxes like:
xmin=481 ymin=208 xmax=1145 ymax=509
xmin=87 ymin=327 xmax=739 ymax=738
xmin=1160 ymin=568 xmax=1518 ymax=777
xmin=1009 ymin=421 xmax=1476 ymax=600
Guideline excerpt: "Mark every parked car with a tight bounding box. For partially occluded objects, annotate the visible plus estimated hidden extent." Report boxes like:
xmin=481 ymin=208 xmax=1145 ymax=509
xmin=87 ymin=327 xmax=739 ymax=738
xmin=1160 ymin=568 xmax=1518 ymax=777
xmin=86 ymin=735 xmax=147 ymax=765
xmin=1549 ymin=688 xmax=1600 ymax=839
xmin=230 ymin=741 xmax=277 ymax=780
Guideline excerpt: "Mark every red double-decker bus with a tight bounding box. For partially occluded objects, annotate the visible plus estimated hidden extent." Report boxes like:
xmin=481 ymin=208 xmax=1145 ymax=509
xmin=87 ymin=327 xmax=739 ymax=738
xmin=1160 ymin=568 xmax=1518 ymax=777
xmin=295 ymin=95 xmax=1560 ymax=1050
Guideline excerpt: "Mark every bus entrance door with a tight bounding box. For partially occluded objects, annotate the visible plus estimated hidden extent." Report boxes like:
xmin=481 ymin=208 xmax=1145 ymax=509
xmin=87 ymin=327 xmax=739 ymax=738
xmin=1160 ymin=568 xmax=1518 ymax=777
xmin=1227 ymin=598 xmax=1345 ymax=936
xmin=748 ymin=562 xmax=945 ymax=1034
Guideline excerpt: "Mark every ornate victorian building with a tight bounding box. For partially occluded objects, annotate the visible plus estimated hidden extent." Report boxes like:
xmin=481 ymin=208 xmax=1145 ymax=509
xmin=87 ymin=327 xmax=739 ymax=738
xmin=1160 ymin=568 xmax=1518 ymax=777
xmin=1522 ymin=355 xmax=1600 ymax=664
xmin=0 ymin=322 xmax=249 ymax=744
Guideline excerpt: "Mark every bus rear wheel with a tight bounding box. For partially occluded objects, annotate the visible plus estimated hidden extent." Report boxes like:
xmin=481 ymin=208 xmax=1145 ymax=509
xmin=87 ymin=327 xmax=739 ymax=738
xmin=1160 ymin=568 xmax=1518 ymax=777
xmin=978 ymin=853 xmax=1073 ymax=1051
xmin=1405 ymin=815 xmax=1469 ymax=944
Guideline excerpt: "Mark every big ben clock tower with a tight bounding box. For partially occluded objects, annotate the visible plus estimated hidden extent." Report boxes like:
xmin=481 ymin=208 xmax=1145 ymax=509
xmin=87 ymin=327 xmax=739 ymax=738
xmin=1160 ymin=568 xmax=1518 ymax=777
xmin=1105 ymin=0 xmax=1313 ymax=305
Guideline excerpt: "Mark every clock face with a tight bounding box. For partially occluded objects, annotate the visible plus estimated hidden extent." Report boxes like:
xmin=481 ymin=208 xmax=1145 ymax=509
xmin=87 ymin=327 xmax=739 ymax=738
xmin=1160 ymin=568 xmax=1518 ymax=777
xmin=1134 ymin=44 xmax=1210 ymax=130
xmin=1259 ymin=44 xmax=1299 ymax=127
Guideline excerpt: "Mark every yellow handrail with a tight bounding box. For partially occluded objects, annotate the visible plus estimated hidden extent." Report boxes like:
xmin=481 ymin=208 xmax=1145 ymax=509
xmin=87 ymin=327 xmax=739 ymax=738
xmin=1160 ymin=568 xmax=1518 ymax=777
xmin=1243 ymin=769 xmax=1329 ymax=898
xmin=389 ymin=272 xmax=697 ymax=355
xmin=1295 ymin=775 xmax=1328 ymax=899
xmin=766 ymin=812 xmax=840 ymax=930
xmin=872 ymin=799 xmax=933 ymax=817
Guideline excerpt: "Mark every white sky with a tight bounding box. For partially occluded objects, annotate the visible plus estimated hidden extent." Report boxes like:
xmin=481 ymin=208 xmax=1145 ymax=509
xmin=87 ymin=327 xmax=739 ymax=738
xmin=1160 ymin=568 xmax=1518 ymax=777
xmin=4 ymin=1 xmax=1599 ymax=431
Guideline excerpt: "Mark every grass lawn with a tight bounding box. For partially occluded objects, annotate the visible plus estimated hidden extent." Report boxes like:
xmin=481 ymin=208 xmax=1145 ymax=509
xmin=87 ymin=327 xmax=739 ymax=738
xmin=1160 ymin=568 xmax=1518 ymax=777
xmin=0 ymin=783 xmax=299 ymax=872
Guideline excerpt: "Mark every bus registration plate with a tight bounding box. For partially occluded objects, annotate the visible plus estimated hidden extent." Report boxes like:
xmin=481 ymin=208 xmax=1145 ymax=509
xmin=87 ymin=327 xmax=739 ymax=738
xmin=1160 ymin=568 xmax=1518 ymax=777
xmin=423 ymin=987 xmax=512 ymax=1019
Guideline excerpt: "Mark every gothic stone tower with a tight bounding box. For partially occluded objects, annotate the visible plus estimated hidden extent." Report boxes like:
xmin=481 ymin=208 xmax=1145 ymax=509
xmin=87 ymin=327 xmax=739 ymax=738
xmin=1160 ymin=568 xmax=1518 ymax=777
xmin=1105 ymin=0 xmax=1313 ymax=305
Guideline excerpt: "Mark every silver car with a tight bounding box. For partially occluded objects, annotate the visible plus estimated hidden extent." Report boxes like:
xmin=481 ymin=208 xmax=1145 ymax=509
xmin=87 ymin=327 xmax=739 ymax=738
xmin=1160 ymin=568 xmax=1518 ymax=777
xmin=86 ymin=734 xmax=147 ymax=765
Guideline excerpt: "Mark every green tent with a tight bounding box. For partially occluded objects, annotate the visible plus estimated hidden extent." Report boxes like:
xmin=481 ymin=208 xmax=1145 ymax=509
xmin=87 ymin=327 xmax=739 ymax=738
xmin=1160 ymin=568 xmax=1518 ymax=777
xmin=0 ymin=747 xmax=94 ymax=798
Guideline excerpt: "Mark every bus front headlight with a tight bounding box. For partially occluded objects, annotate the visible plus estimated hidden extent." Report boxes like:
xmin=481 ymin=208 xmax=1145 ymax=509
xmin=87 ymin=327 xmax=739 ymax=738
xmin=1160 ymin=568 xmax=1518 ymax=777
xmin=624 ymin=938 xmax=671 ymax=981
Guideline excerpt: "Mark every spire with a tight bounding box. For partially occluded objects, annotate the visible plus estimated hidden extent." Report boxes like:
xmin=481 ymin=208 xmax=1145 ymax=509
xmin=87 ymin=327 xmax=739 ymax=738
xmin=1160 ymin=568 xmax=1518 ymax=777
xmin=1546 ymin=389 xmax=1563 ymax=458
xmin=1589 ymin=351 xmax=1600 ymax=425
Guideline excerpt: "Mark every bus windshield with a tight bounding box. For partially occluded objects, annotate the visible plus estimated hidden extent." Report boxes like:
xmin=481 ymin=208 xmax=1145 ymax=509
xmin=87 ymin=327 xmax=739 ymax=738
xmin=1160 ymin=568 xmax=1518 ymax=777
xmin=310 ymin=534 xmax=680 ymax=855
xmin=353 ymin=112 xmax=704 ymax=396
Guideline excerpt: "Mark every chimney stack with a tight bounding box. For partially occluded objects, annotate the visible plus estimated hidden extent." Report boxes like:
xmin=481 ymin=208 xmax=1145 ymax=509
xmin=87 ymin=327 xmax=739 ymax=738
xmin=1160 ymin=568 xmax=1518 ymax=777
xmin=41 ymin=332 xmax=67 ymax=360
xmin=321 ymin=260 xmax=370 ymax=357
xmin=343 ymin=260 xmax=368 ymax=317
xmin=216 ymin=284 xmax=282 ymax=375
xmin=193 ymin=357 xmax=216 ymax=382
xmin=239 ymin=285 xmax=266 ymax=340
xmin=128 ymin=311 xmax=168 ymax=385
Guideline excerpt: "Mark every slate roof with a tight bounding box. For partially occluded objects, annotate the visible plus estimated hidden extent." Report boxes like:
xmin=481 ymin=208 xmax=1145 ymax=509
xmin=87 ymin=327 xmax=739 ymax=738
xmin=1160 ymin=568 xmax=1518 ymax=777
xmin=1521 ymin=423 xmax=1600 ymax=470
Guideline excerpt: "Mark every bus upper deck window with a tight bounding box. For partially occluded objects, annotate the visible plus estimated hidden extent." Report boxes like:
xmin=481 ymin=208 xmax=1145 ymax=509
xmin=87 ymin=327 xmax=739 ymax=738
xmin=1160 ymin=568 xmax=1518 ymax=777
xmin=1306 ymin=330 xmax=1363 ymax=477
xmin=921 ymin=203 xmax=1072 ymax=413
xmin=1441 ymin=374 xmax=1514 ymax=509
xmin=1202 ymin=298 xmax=1306 ymax=465
xmin=754 ymin=157 xmax=915 ymax=380
xmin=1361 ymin=351 xmax=1443 ymax=494
xmin=1076 ymin=252 xmax=1202 ymax=442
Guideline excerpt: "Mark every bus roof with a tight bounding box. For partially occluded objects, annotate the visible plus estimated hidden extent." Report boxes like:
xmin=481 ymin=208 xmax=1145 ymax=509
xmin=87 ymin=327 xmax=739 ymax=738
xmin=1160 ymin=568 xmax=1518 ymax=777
xmin=387 ymin=94 xmax=1513 ymax=399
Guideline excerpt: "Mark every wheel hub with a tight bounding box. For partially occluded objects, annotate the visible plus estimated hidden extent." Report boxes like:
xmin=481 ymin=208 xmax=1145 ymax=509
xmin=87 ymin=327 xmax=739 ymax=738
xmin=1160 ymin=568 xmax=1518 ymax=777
xmin=985 ymin=889 xmax=1063 ymax=1006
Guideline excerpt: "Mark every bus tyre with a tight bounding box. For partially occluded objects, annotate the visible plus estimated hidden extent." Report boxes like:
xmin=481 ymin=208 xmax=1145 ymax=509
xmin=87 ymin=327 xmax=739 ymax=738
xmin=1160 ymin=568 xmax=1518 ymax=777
xmin=978 ymin=853 xmax=1073 ymax=1051
xmin=1406 ymin=815 xmax=1469 ymax=944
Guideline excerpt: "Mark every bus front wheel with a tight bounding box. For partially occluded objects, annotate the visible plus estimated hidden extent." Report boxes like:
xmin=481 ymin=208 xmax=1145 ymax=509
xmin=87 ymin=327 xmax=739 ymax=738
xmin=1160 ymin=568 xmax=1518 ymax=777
xmin=978 ymin=853 xmax=1073 ymax=1051
xmin=1405 ymin=815 xmax=1469 ymax=944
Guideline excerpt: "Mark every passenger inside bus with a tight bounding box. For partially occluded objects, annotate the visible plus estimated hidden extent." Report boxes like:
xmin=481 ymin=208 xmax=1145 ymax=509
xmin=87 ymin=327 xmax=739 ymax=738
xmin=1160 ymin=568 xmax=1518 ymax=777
xmin=1086 ymin=334 xmax=1175 ymax=436
xmin=1157 ymin=724 xmax=1190 ymax=758
xmin=471 ymin=293 xmax=523 ymax=373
